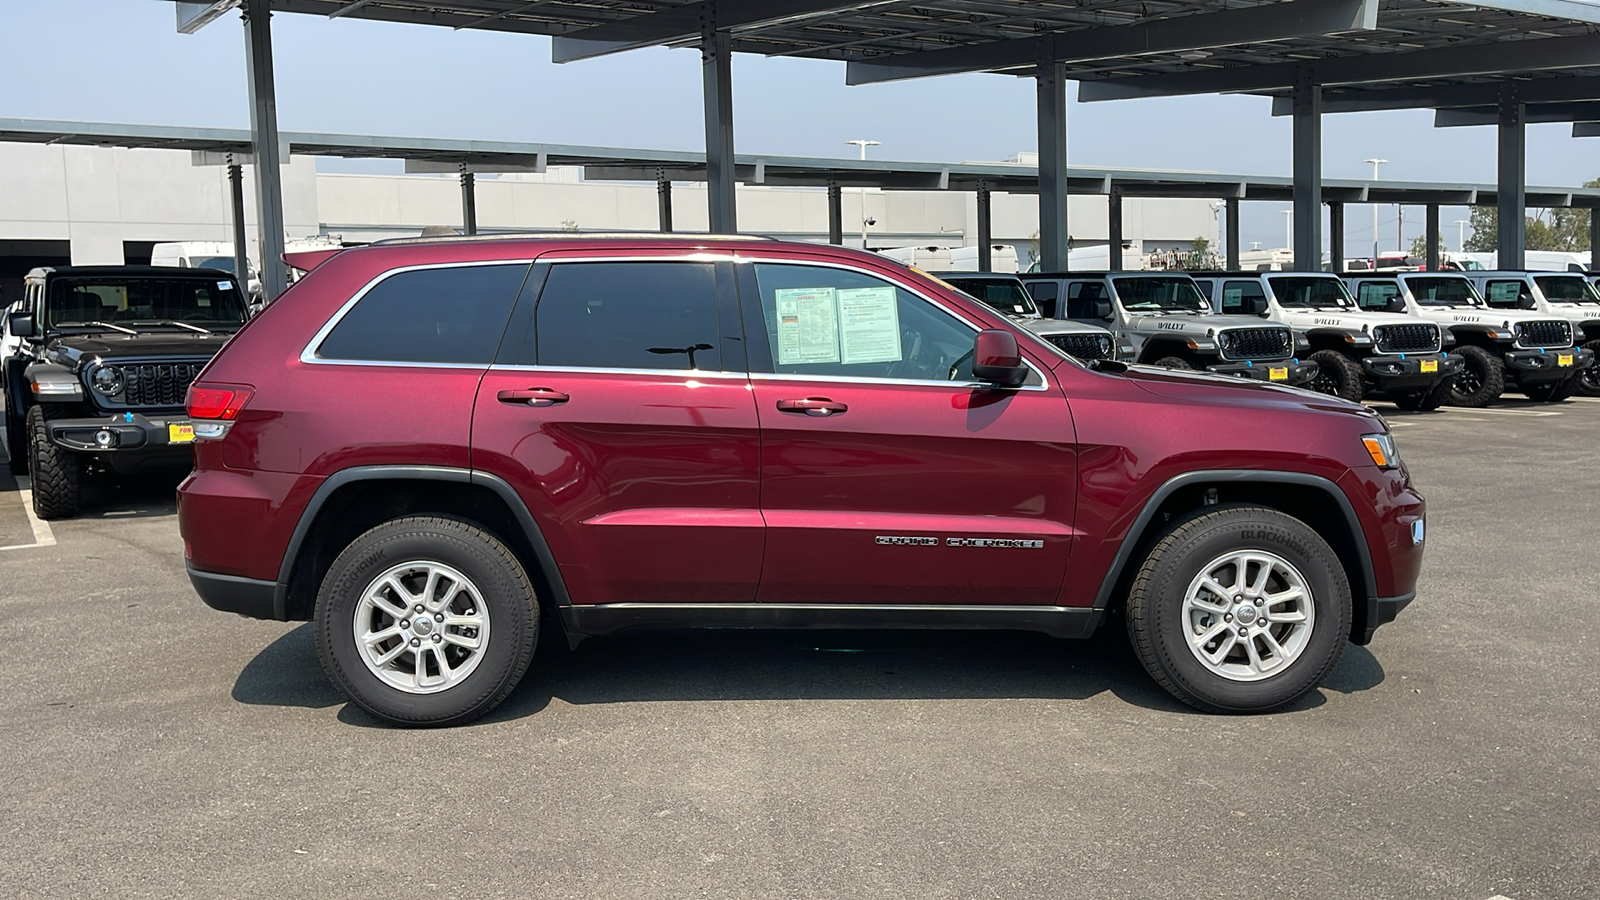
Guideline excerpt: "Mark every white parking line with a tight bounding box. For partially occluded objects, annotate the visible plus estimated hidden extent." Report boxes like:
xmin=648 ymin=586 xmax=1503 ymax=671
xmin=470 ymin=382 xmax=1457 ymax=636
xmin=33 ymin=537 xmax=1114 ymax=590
xmin=1442 ymin=407 xmax=1563 ymax=418
xmin=0 ymin=476 xmax=57 ymax=552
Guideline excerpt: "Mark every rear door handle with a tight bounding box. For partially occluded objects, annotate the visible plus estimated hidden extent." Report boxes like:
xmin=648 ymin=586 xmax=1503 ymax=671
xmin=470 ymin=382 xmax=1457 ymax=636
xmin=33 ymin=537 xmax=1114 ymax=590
xmin=497 ymin=387 xmax=569 ymax=407
xmin=776 ymin=397 xmax=848 ymax=417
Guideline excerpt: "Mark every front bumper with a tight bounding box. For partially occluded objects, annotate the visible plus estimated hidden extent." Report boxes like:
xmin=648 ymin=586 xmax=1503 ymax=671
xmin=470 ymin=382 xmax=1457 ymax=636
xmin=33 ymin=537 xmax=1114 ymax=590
xmin=1362 ymin=351 xmax=1461 ymax=390
xmin=1504 ymin=346 xmax=1595 ymax=384
xmin=1206 ymin=359 xmax=1319 ymax=386
xmin=45 ymin=411 xmax=197 ymax=454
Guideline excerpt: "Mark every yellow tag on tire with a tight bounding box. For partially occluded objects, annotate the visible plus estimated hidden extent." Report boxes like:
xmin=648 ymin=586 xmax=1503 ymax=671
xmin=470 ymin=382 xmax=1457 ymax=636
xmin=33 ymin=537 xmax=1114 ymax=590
xmin=1421 ymin=359 xmax=1438 ymax=373
xmin=1268 ymin=367 xmax=1288 ymax=381
xmin=1559 ymin=353 xmax=1574 ymax=367
xmin=168 ymin=423 xmax=195 ymax=444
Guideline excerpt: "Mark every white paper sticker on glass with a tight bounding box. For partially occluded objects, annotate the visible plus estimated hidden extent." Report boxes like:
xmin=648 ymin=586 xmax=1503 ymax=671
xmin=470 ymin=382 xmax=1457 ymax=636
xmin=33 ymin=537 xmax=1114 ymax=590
xmin=837 ymin=287 xmax=901 ymax=365
xmin=775 ymin=287 xmax=839 ymax=365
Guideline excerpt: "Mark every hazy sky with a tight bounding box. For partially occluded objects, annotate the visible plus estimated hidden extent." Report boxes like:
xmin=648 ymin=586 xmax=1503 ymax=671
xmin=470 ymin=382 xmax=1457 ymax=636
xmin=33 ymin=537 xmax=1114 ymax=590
xmin=3 ymin=0 xmax=1596 ymax=250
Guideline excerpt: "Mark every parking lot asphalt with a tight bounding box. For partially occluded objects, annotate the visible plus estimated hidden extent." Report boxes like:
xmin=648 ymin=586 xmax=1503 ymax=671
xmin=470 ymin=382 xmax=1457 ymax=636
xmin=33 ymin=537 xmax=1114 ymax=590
xmin=1 ymin=399 xmax=1597 ymax=900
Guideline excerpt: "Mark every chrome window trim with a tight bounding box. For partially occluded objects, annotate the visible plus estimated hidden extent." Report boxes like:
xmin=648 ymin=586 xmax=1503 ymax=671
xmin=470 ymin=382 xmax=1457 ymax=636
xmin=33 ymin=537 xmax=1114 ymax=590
xmin=299 ymin=259 xmax=537 ymax=367
xmin=487 ymin=364 xmax=747 ymax=380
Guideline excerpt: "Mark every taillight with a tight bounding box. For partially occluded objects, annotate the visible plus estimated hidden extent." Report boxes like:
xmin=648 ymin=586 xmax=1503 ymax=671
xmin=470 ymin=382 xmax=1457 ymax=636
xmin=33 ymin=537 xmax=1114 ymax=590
xmin=187 ymin=384 xmax=254 ymax=420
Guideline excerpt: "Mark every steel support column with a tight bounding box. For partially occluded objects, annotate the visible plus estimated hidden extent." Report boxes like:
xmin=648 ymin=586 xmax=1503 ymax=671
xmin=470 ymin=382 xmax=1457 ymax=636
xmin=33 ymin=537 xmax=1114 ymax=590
xmin=1107 ymin=186 xmax=1124 ymax=272
xmin=827 ymin=182 xmax=843 ymax=245
xmin=1425 ymin=203 xmax=1440 ymax=270
xmin=1225 ymin=196 xmax=1240 ymax=269
xmin=976 ymin=181 xmax=993 ymax=271
xmin=1037 ymin=58 xmax=1069 ymax=271
xmin=657 ymin=169 xmax=673 ymax=233
xmin=1328 ymin=201 xmax=1345 ymax=272
xmin=227 ymin=156 xmax=248 ymax=286
xmin=1291 ymin=70 xmax=1323 ymax=272
xmin=1590 ymin=206 xmax=1600 ymax=263
xmin=1498 ymin=82 xmax=1526 ymax=269
xmin=701 ymin=12 xmax=737 ymax=234
xmin=242 ymin=0 xmax=287 ymax=302
xmin=459 ymin=166 xmax=477 ymax=235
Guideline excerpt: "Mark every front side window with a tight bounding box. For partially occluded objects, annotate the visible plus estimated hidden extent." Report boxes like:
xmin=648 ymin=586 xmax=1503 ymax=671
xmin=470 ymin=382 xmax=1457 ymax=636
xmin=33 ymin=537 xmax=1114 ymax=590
xmin=1064 ymin=281 xmax=1109 ymax=318
xmin=1354 ymin=281 xmax=1403 ymax=312
xmin=1534 ymin=275 xmax=1600 ymax=304
xmin=315 ymin=264 xmax=526 ymax=364
xmin=1220 ymin=280 xmax=1266 ymax=314
xmin=1407 ymin=277 xmax=1482 ymax=307
xmin=1268 ymin=276 xmax=1354 ymax=309
xmin=746 ymin=263 xmax=983 ymax=383
xmin=1483 ymin=280 xmax=1530 ymax=309
xmin=534 ymin=262 xmax=723 ymax=371
xmin=1112 ymin=277 xmax=1208 ymax=313
xmin=48 ymin=276 xmax=249 ymax=329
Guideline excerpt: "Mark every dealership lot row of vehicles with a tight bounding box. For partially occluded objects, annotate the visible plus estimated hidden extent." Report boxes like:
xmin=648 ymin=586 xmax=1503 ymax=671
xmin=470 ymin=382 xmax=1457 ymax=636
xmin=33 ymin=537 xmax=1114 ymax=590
xmin=4 ymin=236 xmax=1592 ymax=728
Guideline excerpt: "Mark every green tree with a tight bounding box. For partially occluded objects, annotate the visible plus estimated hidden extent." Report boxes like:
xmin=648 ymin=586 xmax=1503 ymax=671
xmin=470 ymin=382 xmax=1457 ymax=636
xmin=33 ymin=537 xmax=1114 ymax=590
xmin=1466 ymin=176 xmax=1599 ymax=252
xmin=1409 ymin=232 xmax=1445 ymax=259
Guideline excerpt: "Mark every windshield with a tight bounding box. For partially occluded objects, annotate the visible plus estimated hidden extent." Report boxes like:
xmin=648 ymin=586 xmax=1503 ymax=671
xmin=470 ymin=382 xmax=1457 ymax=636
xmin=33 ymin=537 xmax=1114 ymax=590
xmin=943 ymin=277 xmax=1040 ymax=317
xmin=1533 ymin=275 xmax=1600 ymax=304
xmin=47 ymin=276 xmax=249 ymax=328
xmin=1112 ymin=277 xmax=1208 ymax=313
xmin=1407 ymin=277 xmax=1483 ymax=307
xmin=1268 ymin=276 xmax=1354 ymax=309
xmin=191 ymin=256 xmax=253 ymax=277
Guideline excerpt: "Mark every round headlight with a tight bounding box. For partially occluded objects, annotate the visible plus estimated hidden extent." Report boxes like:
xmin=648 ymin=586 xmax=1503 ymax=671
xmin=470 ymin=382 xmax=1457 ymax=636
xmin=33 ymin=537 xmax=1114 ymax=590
xmin=1098 ymin=335 xmax=1113 ymax=357
xmin=90 ymin=365 xmax=124 ymax=396
xmin=1217 ymin=332 xmax=1233 ymax=349
xmin=1279 ymin=329 xmax=1292 ymax=350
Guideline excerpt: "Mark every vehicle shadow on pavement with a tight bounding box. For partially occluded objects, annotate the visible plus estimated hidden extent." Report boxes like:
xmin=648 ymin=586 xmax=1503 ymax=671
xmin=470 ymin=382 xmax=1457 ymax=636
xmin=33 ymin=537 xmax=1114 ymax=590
xmin=73 ymin=471 xmax=185 ymax=520
xmin=229 ymin=620 xmax=1387 ymax=726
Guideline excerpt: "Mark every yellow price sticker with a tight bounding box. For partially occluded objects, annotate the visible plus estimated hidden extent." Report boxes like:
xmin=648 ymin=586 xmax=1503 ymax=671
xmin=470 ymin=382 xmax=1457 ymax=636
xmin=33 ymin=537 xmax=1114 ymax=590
xmin=1558 ymin=353 xmax=1574 ymax=367
xmin=1420 ymin=359 xmax=1438 ymax=373
xmin=1268 ymin=367 xmax=1288 ymax=381
xmin=168 ymin=423 xmax=195 ymax=444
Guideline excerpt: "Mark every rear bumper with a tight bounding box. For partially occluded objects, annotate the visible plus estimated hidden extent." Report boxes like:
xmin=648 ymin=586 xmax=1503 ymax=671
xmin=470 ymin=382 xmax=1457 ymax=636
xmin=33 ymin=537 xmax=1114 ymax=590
xmin=1356 ymin=591 xmax=1416 ymax=645
xmin=1207 ymin=359 xmax=1319 ymax=386
xmin=1505 ymin=347 xmax=1594 ymax=384
xmin=187 ymin=563 xmax=283 ymax=620
xmin=1363 ymin=352 xmax=1460 ymax=390
xmin=45 ymin=412 xmax=195 ymax=454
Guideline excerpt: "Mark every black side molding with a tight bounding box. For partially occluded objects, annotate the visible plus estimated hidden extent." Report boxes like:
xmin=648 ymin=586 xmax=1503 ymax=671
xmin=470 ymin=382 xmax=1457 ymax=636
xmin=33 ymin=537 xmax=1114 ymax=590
xmin=561 ymin=603 xmax=1103 ymax=641
xmin=188 ymin=563 xmax=278 ymax=620
xmin=1354 ymin=591 xmax=1415 ymax=645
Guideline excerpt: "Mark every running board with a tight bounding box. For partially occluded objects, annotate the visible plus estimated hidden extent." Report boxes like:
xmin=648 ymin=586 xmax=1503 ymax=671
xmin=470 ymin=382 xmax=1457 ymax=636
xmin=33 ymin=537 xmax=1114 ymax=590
xmin=559 ymin=603 xmax=1102 ymax=644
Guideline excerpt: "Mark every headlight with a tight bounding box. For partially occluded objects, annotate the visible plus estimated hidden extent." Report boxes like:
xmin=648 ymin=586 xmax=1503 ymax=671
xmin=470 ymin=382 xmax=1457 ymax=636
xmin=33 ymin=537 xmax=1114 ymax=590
xmin=1372 ymin=326 xmax=1387 ymax=344
xmin=1361 ymin=432 xmax=1400 ymax=469
xmin=1217 ymin=331 xmax=1233 ymax=350
xmin=89 ymin=365 xmax=124 ymax=396
xmin=1097 ymin=335 xmax=1113 ymax=357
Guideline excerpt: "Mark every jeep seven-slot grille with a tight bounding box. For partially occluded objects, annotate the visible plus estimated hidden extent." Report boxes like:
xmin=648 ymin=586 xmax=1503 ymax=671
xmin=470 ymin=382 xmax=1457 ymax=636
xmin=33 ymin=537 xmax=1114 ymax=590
xmin=1517 ymin=320 xmax=1571 ymax=348
xmin=1220 ymin=327 xmax=1293 ymax=360
xmin=1374 ymin=324 xmax=1440 ymax=354
xmin=1046 ymin=333 xmax=1113 ymax=360
xmin=111 ymin=362 xmax=206 ymax=407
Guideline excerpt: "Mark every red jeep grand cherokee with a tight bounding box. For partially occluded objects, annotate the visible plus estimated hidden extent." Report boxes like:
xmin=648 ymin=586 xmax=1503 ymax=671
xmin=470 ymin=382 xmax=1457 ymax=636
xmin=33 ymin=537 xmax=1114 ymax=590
xmin=179 ymin=235 xmax=1424 ymax=726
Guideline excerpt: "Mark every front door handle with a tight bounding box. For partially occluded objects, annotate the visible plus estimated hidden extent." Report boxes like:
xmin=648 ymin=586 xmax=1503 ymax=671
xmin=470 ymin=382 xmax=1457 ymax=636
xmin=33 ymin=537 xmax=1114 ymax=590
xmin=776 ymin=397 xmax=848 ymax=417
xmin=497 ymin=387 xmax=569 ymax=407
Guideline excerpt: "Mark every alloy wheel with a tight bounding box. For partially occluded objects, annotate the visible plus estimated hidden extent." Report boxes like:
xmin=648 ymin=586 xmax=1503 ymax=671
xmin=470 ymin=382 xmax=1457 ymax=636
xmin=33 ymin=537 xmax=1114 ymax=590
xmin=353 ymin=561 xmax=491 ymax=694
xmin=1181 ymin=550 xmax=1316 ymax=682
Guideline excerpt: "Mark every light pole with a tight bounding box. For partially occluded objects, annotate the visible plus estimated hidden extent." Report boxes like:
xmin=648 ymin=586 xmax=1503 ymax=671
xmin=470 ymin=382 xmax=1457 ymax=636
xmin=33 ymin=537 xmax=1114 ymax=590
xmin=1455 ymin=219 xmax=1469 ymax=253
xmin=846 ymin=139 xmax=880 ymax=248
xmin=1281 ymin=209 xmax=1293 ymax=251
xmin=1365 ymin=158 xmax=1387 ymax=263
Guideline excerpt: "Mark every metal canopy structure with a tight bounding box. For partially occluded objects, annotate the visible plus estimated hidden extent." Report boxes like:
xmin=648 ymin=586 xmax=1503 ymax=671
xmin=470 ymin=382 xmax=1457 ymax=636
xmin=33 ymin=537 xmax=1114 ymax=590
xmin=154 ymin=0 xmax=1600 ymax=288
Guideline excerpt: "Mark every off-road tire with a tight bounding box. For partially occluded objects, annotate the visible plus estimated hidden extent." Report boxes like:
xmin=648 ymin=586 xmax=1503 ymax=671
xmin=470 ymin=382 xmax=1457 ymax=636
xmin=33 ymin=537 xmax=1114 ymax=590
xmin=314 ymin=516 xmax=539 ymax=727
xmin=1522 ymin=376 xmax=1575 ymax=403
xmin=1575 ymin=339 xmax=1600 ymax=397
xmin=4 ymin=406 xmax=25 ymax=475
xmin=1125 ymin=505 xmax=1352 ymax=713
xmin=1153 ymin=356 xmax=1195 ymax=370
xmin=1447 ymin=345 xmax=1505 ymax=408
xmin=26 ymin=404 xmax=81 ymax=519
xmin=1391 ymin=374 xmax=1454 ymax=412
xmin=1307 ymin=349 xmax=1365 ymax=402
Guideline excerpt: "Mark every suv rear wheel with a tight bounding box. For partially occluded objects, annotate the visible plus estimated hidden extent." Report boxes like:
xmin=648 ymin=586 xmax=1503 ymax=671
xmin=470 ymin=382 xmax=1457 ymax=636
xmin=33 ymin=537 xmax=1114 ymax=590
xmin=26 ymin=404 xmax=81 ymax=519
xmin=1125 ymin=505 xmax=1351 ymax=713
xmin=314 ymin=516 xmax=539 ymax=727
xmin=1307 ymin=350 xmax=1364 ymax=402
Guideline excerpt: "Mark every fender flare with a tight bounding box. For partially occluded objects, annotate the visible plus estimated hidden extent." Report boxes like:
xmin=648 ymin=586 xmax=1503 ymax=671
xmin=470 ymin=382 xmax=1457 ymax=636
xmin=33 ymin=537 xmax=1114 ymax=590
xmin=1090 ymin=469 xmax=1377 ymax=612
xmin=273 ymin=465 xmax=572 ymax=620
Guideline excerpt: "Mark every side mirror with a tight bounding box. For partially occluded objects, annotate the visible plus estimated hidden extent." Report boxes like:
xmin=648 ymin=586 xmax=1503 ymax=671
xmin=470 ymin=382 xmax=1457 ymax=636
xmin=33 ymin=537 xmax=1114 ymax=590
xmin=1517 ymin=294 xmax=1536 ymax=310
xmin=1092 ymin=298 xmax=1113 ymax=320
xmin=972 ymin=329 xmax=1028 ymax=387
xmin=1246 ymin=296 xmax=1268 ymax=316
xmin=7 ymin=313 xmax=34 ymax=338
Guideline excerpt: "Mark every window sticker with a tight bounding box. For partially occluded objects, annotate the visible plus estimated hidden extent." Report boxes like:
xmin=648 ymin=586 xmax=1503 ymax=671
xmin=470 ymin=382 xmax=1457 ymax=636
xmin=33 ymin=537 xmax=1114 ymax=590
xmin=217 ymin=281 xmax=233 ymax=291
xmin=837 ymin=286 xmax=901 ymax=364
xmin=775 ymin=287 xmax=840 ymax=365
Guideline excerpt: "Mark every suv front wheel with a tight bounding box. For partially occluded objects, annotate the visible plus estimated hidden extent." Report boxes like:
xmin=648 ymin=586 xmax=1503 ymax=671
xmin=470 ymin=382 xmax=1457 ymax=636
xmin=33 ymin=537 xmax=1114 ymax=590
xmin=314 ymin=516 xmax=540 ymax=727
xmin=1126 ymin=505 xmax=1351 ymax=713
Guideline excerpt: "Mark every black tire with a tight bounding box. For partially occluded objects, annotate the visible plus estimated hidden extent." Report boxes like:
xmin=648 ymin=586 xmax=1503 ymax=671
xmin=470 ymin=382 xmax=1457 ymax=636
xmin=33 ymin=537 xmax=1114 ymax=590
xmin=26 ymin=404 xmax=81 ymax=519
xmin=1125 ymin=505 xmax=1352 ymax=714
xmin=1447 ymin=345 xmax=1505 ymax=408
xmin=1307 ymin=349 xmax=1365 ymax=402
xmin=1575 ymin=339 xmax=1600 ymax=397
xmin=4 ymin=406 xmax=25 ymax=475
xmin=1153 ymin=356 xmax=1195 ymax=370
xmin=1390 ymin=374 xmax=1454 ymax=412
xmin=314 ymin=516 xmax=539 ymax=727
xmin=1522 ymin=377 xmax=1575 ymax=403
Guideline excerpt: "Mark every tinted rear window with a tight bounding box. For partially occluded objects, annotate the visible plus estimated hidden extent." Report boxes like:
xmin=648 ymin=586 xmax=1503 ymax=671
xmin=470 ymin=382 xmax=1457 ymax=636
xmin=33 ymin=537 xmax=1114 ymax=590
xmin=315 ymin=264 xmax=526 ymax=364
xmin=535 ymin=262 xmax=722 ymax=371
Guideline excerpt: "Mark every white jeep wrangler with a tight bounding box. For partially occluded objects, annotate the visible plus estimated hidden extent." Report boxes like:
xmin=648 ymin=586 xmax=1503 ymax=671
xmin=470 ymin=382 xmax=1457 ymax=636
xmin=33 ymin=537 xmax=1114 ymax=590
xmin=1464 ymin=271 xmax=1600 ymax=398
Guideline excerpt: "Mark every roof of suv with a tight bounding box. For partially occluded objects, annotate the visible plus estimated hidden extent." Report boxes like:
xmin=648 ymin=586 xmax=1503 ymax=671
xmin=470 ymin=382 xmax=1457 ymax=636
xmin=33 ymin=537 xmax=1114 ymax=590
xmin=372 ymin=231 xmax=781 ymax=247
xmin=27 ymin=265 xmax=241 ymax=279
xmin=1024 ymin=271 xmax=1197 ymax=279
